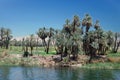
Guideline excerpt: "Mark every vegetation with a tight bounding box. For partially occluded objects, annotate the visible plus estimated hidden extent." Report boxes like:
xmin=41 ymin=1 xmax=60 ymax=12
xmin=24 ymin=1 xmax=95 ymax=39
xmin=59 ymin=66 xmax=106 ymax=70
xmin=82 ymin=62 xmax=120 ymax=69
xmin=0 ymin=27 xmax=12 ymax=49
xmin=0 ymin=13 xmax=120 ymax=68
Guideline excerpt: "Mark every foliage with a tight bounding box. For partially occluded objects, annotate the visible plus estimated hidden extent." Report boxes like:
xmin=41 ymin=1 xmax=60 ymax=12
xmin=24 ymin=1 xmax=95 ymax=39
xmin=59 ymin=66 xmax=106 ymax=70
xmin=55 ymin=15 xmax=82 ymax=60
xmin=1 ymin=13 xmax=119 ymax=64
xmin=82 ymin=62 xmax=120 ymax=69
xmin=37 ymin=27 xmax=55 ymax=54
xmin=112 ymin=32 xmax=120 ymax=53
xmin=0 ymin=27 xmax=12 ymax=49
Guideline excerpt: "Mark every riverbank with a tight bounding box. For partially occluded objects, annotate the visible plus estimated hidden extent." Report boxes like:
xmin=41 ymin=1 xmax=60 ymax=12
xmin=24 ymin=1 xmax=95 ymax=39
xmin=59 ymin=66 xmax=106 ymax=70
xmin=0 ymin=49 xmax=120 ymax=69
xmin=0 ymin=53 xmax=56 ymax=67
xmin=0 ymin=52 xmax=89 ymax=67
xmin=82 ymin=62 xmax=120 ymax=69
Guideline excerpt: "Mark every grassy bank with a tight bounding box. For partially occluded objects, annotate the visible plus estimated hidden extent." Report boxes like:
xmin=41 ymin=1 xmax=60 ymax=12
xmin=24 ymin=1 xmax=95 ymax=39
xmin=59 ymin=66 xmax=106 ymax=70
xmin=82 ymin=52 xmax=120 ymax=69
xmin=82 ymin=62 xmax=120 ymax=69
xmin=0 ymin=46 xmax=120 ymax=69
xmin=0 ymin=46 xmax=56 ymax=67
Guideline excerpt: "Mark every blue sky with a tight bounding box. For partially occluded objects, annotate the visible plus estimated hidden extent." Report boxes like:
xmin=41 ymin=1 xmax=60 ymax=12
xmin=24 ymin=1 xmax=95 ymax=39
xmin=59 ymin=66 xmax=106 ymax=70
xmin=0 ymin=0 xmax=120 ymax=37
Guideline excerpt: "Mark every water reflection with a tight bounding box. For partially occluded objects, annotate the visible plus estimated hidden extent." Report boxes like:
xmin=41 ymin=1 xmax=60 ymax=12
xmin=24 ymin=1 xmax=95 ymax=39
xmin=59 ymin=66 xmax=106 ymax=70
xmin=0 ymin=66 xmax=10 ymax=80
xmin=0 ymin=66 xmax=120 ymax=80
xmin=81 ymin=69 xmax=115 ymax=80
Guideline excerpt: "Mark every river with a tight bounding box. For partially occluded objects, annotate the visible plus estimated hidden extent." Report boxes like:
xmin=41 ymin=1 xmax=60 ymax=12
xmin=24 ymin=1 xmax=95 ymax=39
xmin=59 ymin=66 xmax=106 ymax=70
xmin=0 ymin=66 xmax=120 ymax=80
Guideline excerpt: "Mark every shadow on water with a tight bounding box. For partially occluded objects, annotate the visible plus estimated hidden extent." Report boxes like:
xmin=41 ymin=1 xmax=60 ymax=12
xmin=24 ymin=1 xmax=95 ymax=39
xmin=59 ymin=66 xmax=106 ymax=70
xmin=0 ymin=66 xmax=120 ymax=80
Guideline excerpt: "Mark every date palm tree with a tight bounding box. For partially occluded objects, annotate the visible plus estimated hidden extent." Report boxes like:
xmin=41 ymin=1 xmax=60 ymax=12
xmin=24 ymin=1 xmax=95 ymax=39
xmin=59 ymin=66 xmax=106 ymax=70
xmin=4 ymin=28 xmax=12 ymax=49
xmin=82 ymin=14 xmax=92 ymax=56
xmin=63 ymin=19 xmax=71 ymax=35
xmin=106 ymin=31 xmax=114 ymax=50
xmin=29 ymin=34 xmax=35 ymax=56
xmin=82 ymin=14 xmax=92 ymax=34
xmin=0 ymin=27 xmax=5 ymax=48
xmin=22 ymin=38 xmax=25 ymax=52
xmin=23 ymin=37 xmax=30 ymax=57
xmin=46 ymin=27 xmax=54 ymax=54
xmin=94 ymin=20 xmax=100 ymax=30
xmin=55 ymin=33 xmax=66 ymax=60
xmin=36 ymin=37 xmax=39 ymax=50
xmin=37 ymin=27 xmax=47 ymax=52
xmin=72 ymin=15 xmax=80 ymax=32
xmin=112 ymin=32 xmax=120 ymax=53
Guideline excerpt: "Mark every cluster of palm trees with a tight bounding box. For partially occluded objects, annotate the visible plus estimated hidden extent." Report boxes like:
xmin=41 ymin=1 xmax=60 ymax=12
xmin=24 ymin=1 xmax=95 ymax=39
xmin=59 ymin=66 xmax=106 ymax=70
xmin=1 ymin=14 xmax=120 ymax=62
xmin=22 ymin=34 xmax=37 ymax=56
xmin=21 ymin=27 xmax=55 ymax=57
xmin=54 ymin=14 xmax=120 ymax=62
xmin=0 ymin=27 xmax=12 ymax=49
xmin=37 ymin=27 xmax=55 ymax=54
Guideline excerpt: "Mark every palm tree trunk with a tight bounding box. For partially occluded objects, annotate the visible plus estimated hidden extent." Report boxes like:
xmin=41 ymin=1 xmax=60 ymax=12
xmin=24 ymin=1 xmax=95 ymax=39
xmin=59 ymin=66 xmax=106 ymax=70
xmin=81 ymin=26 xmax=84 ymax=34
xmin=30 ymin=46 xmax=33 ymax=56
xmin=46 ymin=38 xmax=51 ymax=54
xmin=113 ymin=35 xmax=117 ymax=53
xmin=36 ymin=38 xmax=38 ymax=50
xmin=115 ymin=41 xmax=120 ymax=53
xmin=42 ymin=39 xmax=47 ymax=52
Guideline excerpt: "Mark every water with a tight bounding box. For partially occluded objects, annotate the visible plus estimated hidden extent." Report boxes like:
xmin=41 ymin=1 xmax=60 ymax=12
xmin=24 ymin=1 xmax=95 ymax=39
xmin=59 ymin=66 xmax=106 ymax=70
xmin=0 ymin=66 xmax=120 ymax=80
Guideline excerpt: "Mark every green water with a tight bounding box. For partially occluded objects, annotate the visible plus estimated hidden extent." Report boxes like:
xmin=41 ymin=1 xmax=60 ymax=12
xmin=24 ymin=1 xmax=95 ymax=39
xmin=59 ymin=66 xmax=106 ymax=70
xmin=0 ymin=66 xmax=120 ymax=80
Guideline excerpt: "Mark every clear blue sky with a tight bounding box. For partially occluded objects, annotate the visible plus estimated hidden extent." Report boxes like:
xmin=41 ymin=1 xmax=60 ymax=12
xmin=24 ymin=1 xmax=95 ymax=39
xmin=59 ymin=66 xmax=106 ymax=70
xmin=0 ymin=0 xmax=120 ymax=37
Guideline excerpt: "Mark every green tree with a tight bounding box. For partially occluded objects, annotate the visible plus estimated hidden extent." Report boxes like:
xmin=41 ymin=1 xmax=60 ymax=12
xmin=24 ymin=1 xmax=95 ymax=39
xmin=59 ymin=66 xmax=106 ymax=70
xmin=4 ymin=28 xmax=12 ymax=49
xmin=0 ymin=27 xmax=5 ymax=48
xmin=82 ymin=14 xmax=92 ymax=34
xmin=106 ymin=30 xmax=114 ymax=50
xmin=112 ymin=32 xmax=120 ymax=53
xmin=37 ymin=27 xmax=47 ymax=53
xmin=82 ymin=14 xmax=92 ymax=55
xmin=55 ymin=15 xmax=82 ymax=61
xmin=46 ymin=28 xmax=54 ymax=54
xmin=22 ymin=38 xmax=25 ymax=52
xmin=23 ymin=37 xmax=30 ymax=57
xmin=29 ymin=34 xmax=35 ymax=56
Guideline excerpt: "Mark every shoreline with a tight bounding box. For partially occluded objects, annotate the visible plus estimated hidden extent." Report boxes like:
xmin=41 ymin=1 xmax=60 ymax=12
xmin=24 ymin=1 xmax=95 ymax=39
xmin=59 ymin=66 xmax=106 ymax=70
xmin=0 ymin=53 xmax=120 ymax=69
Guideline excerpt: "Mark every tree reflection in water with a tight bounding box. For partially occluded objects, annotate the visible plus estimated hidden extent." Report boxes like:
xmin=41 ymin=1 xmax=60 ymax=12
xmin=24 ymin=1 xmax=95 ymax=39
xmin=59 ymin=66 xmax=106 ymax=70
xmin=0 ymin=66 xmax=120 ymax=80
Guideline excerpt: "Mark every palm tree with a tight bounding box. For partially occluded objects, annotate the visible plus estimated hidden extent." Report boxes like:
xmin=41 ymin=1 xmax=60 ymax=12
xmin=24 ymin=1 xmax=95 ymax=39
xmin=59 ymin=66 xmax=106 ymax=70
xmin=63 ymin=19 xmax=71 ymax=34
xmin=37 ymin=27 xmax=47 ymax=52
xmin=112 ymin=32 xmax=117 ymax=53
xmin=22 ymin=38 xmax=25 ymax=52
xmin=72 ymin=15 xmax=80 ymax=32
xmin=82 ymin=14 xmax=92 ymax=55
xmin=112 ymin=32 xmax=120 ymax=53
xmin=4 ymin=28 xmax=12 ymax=49
xmin=46 ymin=27 xmax=54 ymax=54
xmin=23 ymin=37 xmax=29 ymax=57
xmin=94 ymin=20 xmax=100 ymax=30
xmin=106 ymin=31 xmax=114 ymax=50
xmin=55 ymin=33 xmax=66 ymax=60
xmin=82 ymin=14 xmax=92 ymax=34
xmin=29 ymin=34 xmax=35 ymax=56
xmin=0 ymin=27 xmax=5 ymax=48
xmin=36 ymin=37 xmax=39 ymax=50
